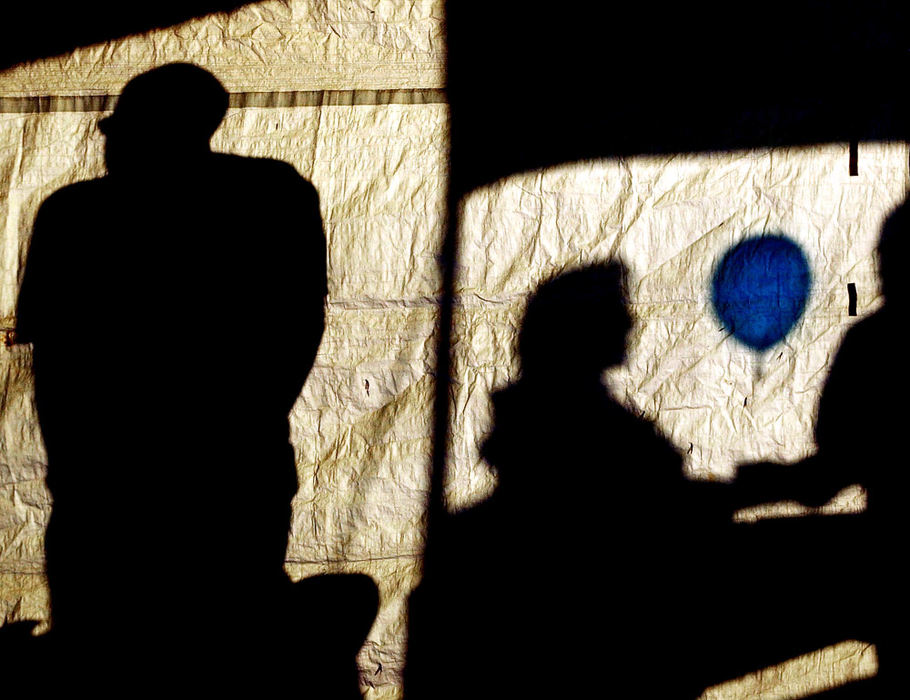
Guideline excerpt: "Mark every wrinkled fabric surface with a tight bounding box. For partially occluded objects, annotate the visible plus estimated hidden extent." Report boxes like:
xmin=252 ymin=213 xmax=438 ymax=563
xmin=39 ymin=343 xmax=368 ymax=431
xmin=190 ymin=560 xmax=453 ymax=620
xmin=1 ymin=2 xmax=906 ymax=697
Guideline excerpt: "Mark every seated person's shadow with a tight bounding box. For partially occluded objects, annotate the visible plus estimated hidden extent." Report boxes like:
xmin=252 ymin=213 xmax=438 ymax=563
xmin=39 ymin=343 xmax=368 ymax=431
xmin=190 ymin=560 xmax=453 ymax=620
xmin=5 ymin=62 xmax=377 ymax=696
xmin=407 ymin=262 xmax=737 ymax=699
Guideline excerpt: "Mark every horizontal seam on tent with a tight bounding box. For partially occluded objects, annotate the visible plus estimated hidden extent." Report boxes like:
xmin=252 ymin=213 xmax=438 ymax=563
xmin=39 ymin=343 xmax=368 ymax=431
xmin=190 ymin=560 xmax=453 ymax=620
xmin=0 ymin=88 xmax=448 ymax=113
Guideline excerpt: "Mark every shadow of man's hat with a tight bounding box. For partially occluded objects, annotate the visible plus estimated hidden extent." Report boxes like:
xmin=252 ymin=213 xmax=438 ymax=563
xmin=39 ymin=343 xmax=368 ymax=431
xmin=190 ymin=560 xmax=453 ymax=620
xmin=99 ymin=63 xmax=229 ymax=141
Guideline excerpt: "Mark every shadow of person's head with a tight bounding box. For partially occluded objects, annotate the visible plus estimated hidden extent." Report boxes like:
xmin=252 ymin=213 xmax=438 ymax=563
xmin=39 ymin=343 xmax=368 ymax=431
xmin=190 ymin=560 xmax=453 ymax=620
xmin=879 ymin=198 xmax=909 ymax=309
xmin=518 ymin=261 xmax=631 ymax=382
xmin=99 ymin=63 xmax=228 ymax=177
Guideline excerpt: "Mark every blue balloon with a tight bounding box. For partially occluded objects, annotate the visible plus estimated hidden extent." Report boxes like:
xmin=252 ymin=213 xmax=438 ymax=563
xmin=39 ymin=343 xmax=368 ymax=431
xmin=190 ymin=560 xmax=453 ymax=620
xmin=711 ymin=235 xmax=811 ymax=351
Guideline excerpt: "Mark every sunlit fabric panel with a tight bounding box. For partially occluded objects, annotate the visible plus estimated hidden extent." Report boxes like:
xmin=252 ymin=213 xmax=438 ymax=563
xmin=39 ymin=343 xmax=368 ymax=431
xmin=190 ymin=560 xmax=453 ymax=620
xmin=0 ymin=107 xmax=446 ymax=695
xmin=0 ymin=1 xmax=444 ymax=94
xmin=0 ymin=2 xmax=445 ymax=696
xmin=447 ymin=144 xmax=906 ymax=698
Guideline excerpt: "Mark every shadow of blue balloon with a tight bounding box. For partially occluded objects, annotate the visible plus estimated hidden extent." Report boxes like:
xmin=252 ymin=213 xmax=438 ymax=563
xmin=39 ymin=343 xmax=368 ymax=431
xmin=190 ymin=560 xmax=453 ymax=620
xmin=711 ymin=234 xmax=811 ymax=351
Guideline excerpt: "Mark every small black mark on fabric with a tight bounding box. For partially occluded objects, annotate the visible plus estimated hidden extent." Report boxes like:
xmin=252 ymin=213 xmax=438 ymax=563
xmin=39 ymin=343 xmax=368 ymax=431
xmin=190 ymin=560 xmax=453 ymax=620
xmin=848 ymin=282 xmax=857 ymax=316
xmin=365 ymin=379 xmax=370 ymax=396
xmin=687 ymin=443 xmax=693 ymax=455
xmin=743 ymin=397 xmax=748 ymax=407
xmin=375 ymin=663 xmax=382 ymax=675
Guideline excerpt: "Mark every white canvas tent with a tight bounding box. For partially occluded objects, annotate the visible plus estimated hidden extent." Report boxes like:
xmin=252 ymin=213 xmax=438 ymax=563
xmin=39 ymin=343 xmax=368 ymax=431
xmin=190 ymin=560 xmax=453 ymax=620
xmin=1 ymin=2 xmax=906 ymax=696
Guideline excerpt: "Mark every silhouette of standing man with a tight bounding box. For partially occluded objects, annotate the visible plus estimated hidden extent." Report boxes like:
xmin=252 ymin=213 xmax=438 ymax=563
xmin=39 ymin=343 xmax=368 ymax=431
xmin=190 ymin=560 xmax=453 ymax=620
xmin=406 ymin=262 xmax=736 ymax=699
xmin=15 ymin=63 xmax=327 ymax=690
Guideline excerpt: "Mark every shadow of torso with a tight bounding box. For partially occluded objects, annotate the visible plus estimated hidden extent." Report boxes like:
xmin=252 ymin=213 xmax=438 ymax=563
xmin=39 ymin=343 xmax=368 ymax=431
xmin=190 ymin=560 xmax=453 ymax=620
xmin=16 ymin=151 xmax=328 ymax=685
xmin=408 ymin=377 xmax=723 ymax=698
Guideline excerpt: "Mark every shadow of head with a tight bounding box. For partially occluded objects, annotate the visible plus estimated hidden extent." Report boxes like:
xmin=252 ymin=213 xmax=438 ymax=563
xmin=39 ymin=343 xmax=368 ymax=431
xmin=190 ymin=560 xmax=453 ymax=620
xmin=99 ymin=62 xmax=228 ymax=175
xmin=879 ymin=198 xmax=909 ymax=308
xmin=519 ymin=261 xmax=632 ymax=380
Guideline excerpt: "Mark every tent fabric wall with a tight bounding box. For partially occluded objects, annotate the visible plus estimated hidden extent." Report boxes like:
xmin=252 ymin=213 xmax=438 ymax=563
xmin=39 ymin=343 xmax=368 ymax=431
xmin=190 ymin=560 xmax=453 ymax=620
xmin=1 ymin=3 xmax=445 ymax=695
xmin=452 ymin=145 xmax=908 ymax=496
xmin=0 ymin=1 xmax=445 ymax=95
xmin=1 ymin=1 xmax=907 ymax=697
